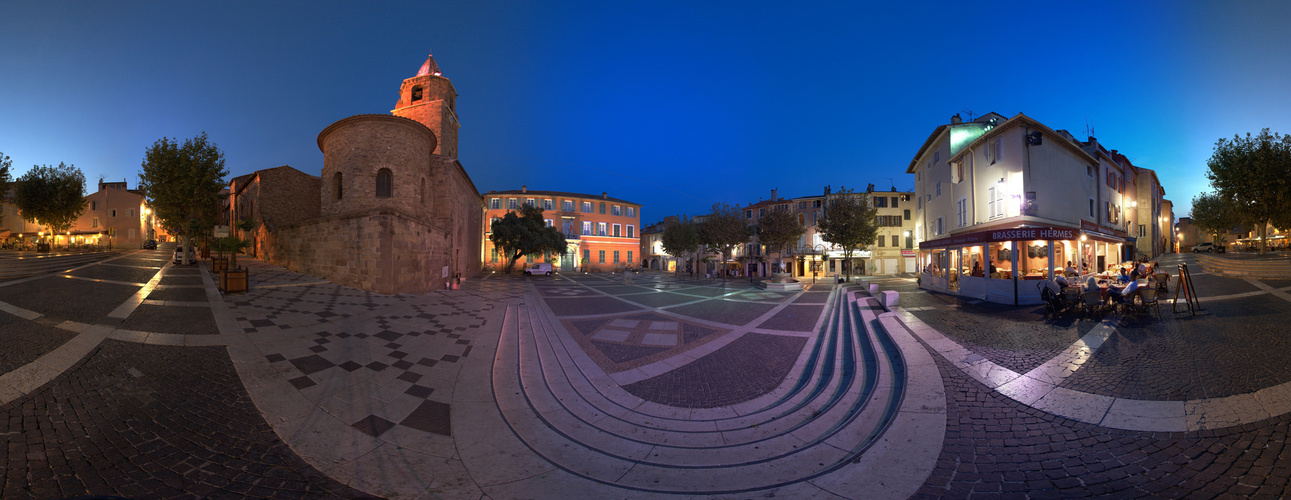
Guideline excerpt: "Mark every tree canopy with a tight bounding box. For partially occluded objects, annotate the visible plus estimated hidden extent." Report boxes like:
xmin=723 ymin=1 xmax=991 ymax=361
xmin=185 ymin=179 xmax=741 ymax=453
xmin=697 ymin=202 xmax=750 ymax=279
xmin=816 ymin=188 xmax=878 ymax=281
xmin=1205 ymin=129 xmax=1291 ymax=254
xmin=0 ymin=150 xmax=12 ymax=227
xmin=489 ymin=205 xmax=568 ymax=273
xmin=13 ymin=162 xmax=87 ymax=235
xmin=1189 ymin=192 xmax=1242 ymax=246
xmin=660 ymin=216 xmax=699 ymax=275
xmin=756 ymin=206 xmax=805 ymax=270
xmin=138 ymin=132 xmax=228 ymax=264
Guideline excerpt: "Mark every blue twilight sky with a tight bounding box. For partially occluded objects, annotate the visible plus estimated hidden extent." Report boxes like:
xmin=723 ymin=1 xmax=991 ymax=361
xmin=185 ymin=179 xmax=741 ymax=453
xmin=3 ymin=1 xmax=1290 ymax=223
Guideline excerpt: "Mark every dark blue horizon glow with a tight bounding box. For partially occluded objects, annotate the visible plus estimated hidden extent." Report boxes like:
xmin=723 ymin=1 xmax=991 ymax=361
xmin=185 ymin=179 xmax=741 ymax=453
xmin=3 ymin=1 xmax=1290 ymax=222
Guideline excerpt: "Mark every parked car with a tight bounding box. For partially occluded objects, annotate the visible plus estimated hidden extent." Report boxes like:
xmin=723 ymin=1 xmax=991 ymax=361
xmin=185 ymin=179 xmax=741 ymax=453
xmin=1192 ymin=242 xmax=1216 ymax=253
xmin=524 ymin=263 xmax=553 ymax=276
xmin=142 ymin=239 xmax=157 ymax=249
xmin=173 ymin=245 xmax=195 ymax=264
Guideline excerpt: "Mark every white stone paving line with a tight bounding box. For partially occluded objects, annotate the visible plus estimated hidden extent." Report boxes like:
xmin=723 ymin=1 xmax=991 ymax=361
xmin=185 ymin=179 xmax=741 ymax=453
xmin=894 ymin=306 xmax=1291 ymax=432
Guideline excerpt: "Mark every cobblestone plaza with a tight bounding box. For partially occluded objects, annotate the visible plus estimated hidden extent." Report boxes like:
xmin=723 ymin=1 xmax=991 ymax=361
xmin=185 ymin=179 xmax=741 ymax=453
xmin=4 ymin=247 xmax=1291 ymax=498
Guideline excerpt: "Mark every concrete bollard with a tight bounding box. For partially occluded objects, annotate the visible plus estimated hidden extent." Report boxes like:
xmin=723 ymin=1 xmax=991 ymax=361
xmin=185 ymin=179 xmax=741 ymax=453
xmin=880 ymin=290 xmax=899 ymax=311
xmin=868 ymin=284 xmax=879 ymax=296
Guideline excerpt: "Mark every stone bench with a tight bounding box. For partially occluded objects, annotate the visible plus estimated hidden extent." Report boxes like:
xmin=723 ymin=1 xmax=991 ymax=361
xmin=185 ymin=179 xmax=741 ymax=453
xmin=880 ymin=290 xmax=899 ymax=311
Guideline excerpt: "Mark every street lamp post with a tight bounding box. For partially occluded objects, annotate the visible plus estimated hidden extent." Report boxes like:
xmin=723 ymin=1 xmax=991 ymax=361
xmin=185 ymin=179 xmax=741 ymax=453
xmin=811 ymin=243 xmax=827 ymax=284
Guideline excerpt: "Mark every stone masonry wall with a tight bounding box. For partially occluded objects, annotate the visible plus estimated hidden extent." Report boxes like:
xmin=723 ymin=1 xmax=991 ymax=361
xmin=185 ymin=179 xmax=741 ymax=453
xmin=318 ymin=115 xmax=434 ymax=219
xmin=263 ymin=209 xmax=457 ymax=295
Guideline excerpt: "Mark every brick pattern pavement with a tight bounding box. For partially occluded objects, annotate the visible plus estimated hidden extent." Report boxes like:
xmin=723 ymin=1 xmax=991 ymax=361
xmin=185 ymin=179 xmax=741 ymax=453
xmin=621 ymin=332 xmax=807 ymax=408
xmin=915 ymin=343 xmax=1291 ymax=498
xmin=0 ymin=315 xmax=76 ymax=373
xmin=562 ymin=312 xmax=725 ymax=372
xmin=0 ymin=340 xmax=370 ymax=500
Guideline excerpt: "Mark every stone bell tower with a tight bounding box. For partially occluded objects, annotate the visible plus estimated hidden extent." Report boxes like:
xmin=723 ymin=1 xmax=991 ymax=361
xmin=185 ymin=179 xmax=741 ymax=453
xmin=392 ymin=53 xmax=459 ymax=158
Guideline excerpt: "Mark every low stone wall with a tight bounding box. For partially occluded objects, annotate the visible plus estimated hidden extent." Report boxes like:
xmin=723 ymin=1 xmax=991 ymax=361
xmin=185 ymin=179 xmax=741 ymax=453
xmin=260 ymin=209 xmax=475 ymax=295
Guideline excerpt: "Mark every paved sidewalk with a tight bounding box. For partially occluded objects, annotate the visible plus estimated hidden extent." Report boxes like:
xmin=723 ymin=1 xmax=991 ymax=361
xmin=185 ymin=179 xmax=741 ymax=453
xmin=7 ymin=251 xmax=1291 ymax=498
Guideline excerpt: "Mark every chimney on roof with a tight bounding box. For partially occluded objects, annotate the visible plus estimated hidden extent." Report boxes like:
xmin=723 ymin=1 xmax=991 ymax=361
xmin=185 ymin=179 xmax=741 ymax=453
xmin=602 ymin=192 xmax=607 ymax=199
xmin=522 ymin=185 xmax=527 ymax=193
xmin=772 ymin=188 xmax=778 ymax=201
xmin=824 ymin=185 xmax=831 ymax=196
xmin=951 ymin=113 xmax=962 ymax=124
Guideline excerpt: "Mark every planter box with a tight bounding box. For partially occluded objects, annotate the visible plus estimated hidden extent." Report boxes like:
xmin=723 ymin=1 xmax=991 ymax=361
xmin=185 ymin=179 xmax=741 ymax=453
xmin=211 ymin=257 xmax=228 ymax=273
xmin=220 ymin=268 xmax=248 ymax=294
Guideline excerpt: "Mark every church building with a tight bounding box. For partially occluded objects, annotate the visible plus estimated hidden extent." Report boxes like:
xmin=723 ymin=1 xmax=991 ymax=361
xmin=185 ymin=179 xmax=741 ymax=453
xmin=231 ymin=54 xmax=484 ymax=294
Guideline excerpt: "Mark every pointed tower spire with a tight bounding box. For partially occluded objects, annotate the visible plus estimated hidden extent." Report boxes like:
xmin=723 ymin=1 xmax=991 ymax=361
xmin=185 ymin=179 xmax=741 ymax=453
xmin=416 ymin=53 xmax=442 ymax=77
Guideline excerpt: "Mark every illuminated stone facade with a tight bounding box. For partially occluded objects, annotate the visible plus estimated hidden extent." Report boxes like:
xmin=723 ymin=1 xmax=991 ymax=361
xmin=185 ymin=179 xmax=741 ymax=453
xmin=233 ymin=54 xmax=484 ymax=294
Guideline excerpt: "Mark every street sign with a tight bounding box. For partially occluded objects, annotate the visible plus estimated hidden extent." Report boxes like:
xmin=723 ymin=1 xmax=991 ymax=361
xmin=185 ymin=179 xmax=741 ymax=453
xmin=214 ymin=225 xmax=230 ymax=237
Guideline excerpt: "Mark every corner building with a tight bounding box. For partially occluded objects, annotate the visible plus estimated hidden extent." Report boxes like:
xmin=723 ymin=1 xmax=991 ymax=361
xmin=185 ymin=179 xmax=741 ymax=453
xmin=233 ymin=54 xmax=483 ymax=294
xmin=483 ymin=187 xmax=640 ymax=273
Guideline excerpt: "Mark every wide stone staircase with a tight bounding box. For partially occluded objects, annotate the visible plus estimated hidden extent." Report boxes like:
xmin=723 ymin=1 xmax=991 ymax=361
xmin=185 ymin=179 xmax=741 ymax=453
xmin=0 ymin=251 xmax=120 ymax=281
xmin=1195 ymin=254 xmax=1291 ymax=279
xmin=483 ymin=284 xmax=944 ymax=497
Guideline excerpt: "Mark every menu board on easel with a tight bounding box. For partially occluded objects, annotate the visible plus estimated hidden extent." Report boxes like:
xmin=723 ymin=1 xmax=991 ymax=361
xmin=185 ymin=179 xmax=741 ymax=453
xmin=1172 ymin=263 xmax=1202 ymax=315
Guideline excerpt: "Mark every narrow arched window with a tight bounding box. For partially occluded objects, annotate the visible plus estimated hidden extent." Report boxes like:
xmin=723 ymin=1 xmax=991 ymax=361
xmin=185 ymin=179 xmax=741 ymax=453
xmin=376 ymin=169 xmax=392 ymax=198
xmin=333 ymin=172 xmax=343 ymax=200
xmin=411 ymin=86 xmax=423 ymax=102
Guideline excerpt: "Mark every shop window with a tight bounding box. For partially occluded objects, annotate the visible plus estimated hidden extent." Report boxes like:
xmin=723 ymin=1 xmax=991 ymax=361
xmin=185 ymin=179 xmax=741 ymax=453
xmin=376 ymin=169 xmax=392 ymax=198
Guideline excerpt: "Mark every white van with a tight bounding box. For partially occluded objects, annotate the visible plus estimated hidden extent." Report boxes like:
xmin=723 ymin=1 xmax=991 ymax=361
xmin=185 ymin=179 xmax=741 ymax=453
xmin=524 ymin=263 xmax=553 ymax=276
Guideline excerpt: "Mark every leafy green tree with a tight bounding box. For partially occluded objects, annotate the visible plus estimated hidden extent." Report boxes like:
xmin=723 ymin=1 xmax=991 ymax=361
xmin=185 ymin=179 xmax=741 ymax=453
xmin=1205 ymin=129 xmax=1291 ymax=255
xmin=138 ymin=133 xmax=228 ymax=265
xmin=757 ymin=206 xmax=805 ymax=273
xmin=660 ymin=216 xmax=699 ymax=277
xmin=489 ymin=205 xmax=568 ymax=273
xmin=697 ymin=202 xmax=750 ymax=281
xmin=1189 ymin=192 xmax=1242 ymax=247
xmin=13 ymin=162 xmax=88 ymax=239
xmin=0 ymin=151 xmax=12 ymax=227
xmin=817 ymin=188 xmax=878 ymax=282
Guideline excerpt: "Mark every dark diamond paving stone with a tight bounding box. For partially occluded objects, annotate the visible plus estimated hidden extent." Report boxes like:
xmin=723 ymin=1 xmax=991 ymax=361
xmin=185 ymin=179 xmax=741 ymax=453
xmin=308 ymin=345 xmax=327 ymax=353
xmin=249 ymin=319 xmax=275 ymax=328
xmin=0 ymin=314 xmax=77 ymax=374
xmin=668 ymin=300 xmax=778 ymax=326
xmin=462 ymin=346 xmax=474 ymax=357
xmin=287 ymin=376 xmax=316 ymax=389
xmin=65 ymin=264 xmax=160 ymax=284
xmin=417 ymin=358 xmax=439 ymax=367
xmin=0 ymin=340 xmax=367 ymax=499
xmin=314 ymin=338 xmax=330 ymax=345
xmin=384 ymin=342 xmax=402 ymax=349
xmin=288 ymin=355 xmax=335 ymax=375
xmin=623 ymin=333 xmax=807 ymax=408
xmin=0 ymin=276 xmax=140 ymax=324
xmin=591 ymin=341 xmax=668 ymax=364
xmin=455 ymin=339 xmax=470 ymax=345
xmin=405 ymin=385 xmax=435 ymax=398
xmin=145 ymin=286 xmax=208 ymax=302
xmin=440 ymin=354 xmax=460 ymax=363
xmin=543 ymin=296 xmax=643 ymax=316
xmin=374 ymin=330 xmax=401 ymax=341
xmin=572 ymin=319 xmax=609 ymax=336
xmin=366 ymin=361 xmax=389 ymax=372
xmin=682 ymin=323 xmax=719 ymax=344
xmin=391 ymin=359 xmax=414 ymax=370
xmin=756 ymin=304 xmax=825 ymax=332
xmin=350 ymin=415 xmax=397 ymax=437
xmin=265 ymin=354 xmax=287 ymax=363
xmin=120 ymin=304 xmax=221 ymax=335
xmin=397 ymin=372 xmax=423 ymax=383
xmin=400 ymin=400 xmax=451 ymax=435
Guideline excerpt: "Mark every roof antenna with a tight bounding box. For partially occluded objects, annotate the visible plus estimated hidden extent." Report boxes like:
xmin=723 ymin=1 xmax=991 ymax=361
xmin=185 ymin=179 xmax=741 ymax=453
xmin=1085 ymin=117 xmax=1095 ymax=139
xmin=962 ymin=108 xmax=975 ymax=121
xmin=888 ymin=177 xmax=895 ymax=191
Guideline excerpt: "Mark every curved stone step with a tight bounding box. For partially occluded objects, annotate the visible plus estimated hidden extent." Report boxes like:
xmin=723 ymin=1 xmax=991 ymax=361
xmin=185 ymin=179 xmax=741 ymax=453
xmin=488 ymin=285 xmax=914 ymax=494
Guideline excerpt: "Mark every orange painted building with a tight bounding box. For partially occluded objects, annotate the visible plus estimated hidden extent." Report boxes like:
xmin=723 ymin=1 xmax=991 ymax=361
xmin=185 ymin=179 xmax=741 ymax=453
xmin=483 ymin=187 xmax=641 ymax=273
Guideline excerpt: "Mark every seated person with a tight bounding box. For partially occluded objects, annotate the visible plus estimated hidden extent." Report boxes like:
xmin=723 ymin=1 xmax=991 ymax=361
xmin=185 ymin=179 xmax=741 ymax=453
xmin=1136 ymin=261 xmax=1148 ymax=276
xmin=1110 ymin=270 xmax=1141 ymax=304
xmin=1116 ymin=267 xmax=1130 ymax=284
xmin=1054 ymin=274 xmax=1070 ymax=288
xmin=1084 ymin=276 xmax=1100 ymax=293
xmin=1064 ymin=261 xmax=1077 ymax=276
xmin=971 ymin=262 xmax=984 ymax=277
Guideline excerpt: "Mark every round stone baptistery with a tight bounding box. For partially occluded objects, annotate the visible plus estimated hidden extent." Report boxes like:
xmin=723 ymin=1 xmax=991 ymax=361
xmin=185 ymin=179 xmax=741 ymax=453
xmin=316 ymin=114 xmax=438 ymax=218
